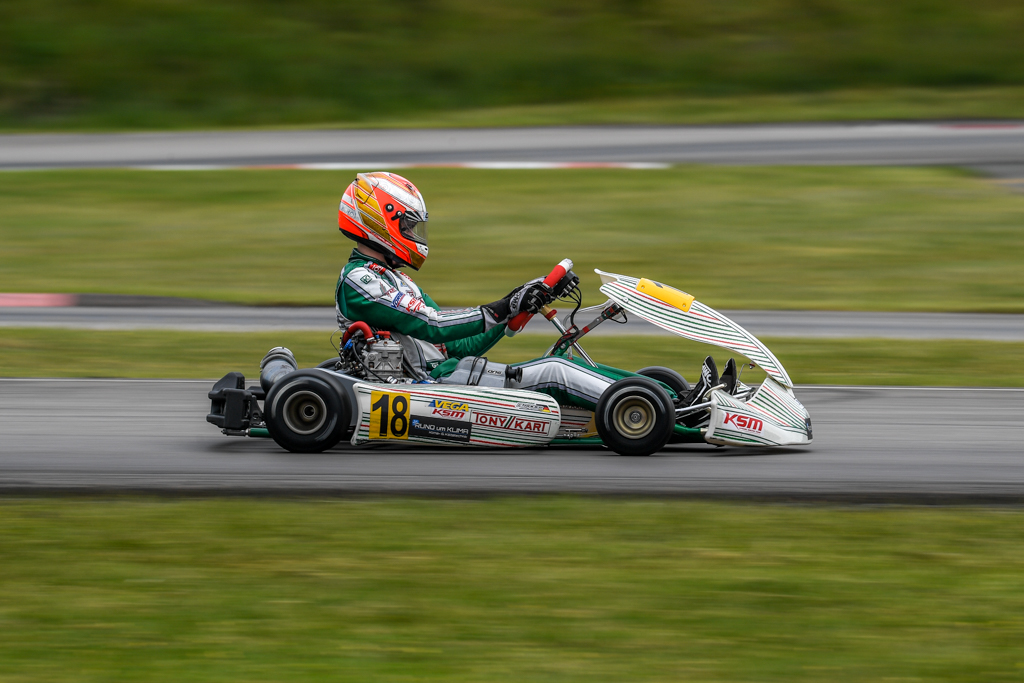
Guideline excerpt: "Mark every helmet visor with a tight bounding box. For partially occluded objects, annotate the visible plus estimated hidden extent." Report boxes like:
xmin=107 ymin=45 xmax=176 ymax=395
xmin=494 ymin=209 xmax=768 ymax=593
xmin=399 ymin=210 xmax=428 ymax=245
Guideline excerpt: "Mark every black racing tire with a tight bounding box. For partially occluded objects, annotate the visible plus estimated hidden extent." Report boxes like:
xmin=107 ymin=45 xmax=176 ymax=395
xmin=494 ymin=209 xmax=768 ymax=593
xmin=264 ymin=370 xmax=349 ymax=453
xmin=636 ymin=367 xmax=693 ymax=444
xmin=595 ymin=377 xmax=676 ymax=457
xmin=316 ymin=357 xmax=342 ymax=370
xmin=636 ymin=366 xmax=690 ymax=400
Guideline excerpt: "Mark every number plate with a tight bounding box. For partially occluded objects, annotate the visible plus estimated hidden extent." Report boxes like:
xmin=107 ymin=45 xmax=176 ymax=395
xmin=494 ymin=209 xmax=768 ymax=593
xmin=368 ymin=390 xmax=410 ymax=440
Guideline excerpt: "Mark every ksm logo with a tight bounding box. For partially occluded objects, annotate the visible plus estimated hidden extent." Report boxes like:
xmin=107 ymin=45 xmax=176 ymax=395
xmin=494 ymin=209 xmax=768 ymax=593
xmin=723 ymin=412 xmax=764 ymax=434
xmin=474 ymin=412 xmax=550 ymax=434
xmin=429 ymin=399 xmax=469 ymax=419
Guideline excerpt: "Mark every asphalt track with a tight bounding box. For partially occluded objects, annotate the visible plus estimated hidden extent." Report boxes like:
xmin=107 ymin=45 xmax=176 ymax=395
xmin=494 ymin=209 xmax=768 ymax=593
xmin=3 ymin=124 xmax=1021 ymax=501
xmin=2 ymin=123 xmax=1023 ymax=171
xmin=4 ymin=305 xmax=1024 ymax=341
xmin=2 ymin=379 xmax=1023 ymax=500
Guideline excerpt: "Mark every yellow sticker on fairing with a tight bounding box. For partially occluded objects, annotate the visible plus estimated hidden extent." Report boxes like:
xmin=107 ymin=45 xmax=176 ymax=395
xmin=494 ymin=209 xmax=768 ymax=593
xmin=368 ymin=390 xmax=410 ymax=440
xmin=636 ymin=279 xmax=694 ymax=312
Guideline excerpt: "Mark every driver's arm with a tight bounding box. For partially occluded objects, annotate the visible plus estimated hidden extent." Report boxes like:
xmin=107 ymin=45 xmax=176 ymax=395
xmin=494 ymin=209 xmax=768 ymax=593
xmin=419 ymin=290 xmax=507 ymax=359
xmin=337 ymin=266 xmax=502 ymax=344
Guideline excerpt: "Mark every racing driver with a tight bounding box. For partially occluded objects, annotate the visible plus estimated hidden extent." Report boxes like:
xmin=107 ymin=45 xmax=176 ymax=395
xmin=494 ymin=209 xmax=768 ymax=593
xmin=334 ymin=171 xmax=721 ymax=410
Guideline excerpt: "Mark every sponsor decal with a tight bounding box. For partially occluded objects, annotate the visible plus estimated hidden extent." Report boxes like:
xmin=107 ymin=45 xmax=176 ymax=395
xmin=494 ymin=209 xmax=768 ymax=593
xmin=360 ymin=274 xmax=373 ymax=285
xmin=410 ymin=416 xmax=471 ymax=443
xmin=473 ymin=412 xmax=506 ymax=428
xmin=474 ymin=412 xmax=550 ymax=434
xmin=383 ymin=288 xmax=426 ymax=314
xmin=510 ymin=417 xmax=550 ymax=433
xmin=701 ymin=363 xmax=713 ymax=383
xmin=432 ymin=408 xmax=466 ymax=418
xmin=429 ymin=400 xmax=469 ymax=411
xmin=485 ymin=367 xmax=503 ymax=376
xmin=405 ymin=297 xmax=425 ymax=313
xmin=515 ymin=402 xmax=552 ymax=414
xmin=367 ymin=263 xmax=387 ymax=275
xmin=428 ymin=399 xmax=469 ymax=420
xmin=723 ymin=412 xmax=764 ymax=434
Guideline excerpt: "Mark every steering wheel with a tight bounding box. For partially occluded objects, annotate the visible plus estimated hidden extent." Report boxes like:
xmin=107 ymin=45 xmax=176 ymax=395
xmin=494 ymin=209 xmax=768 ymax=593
xmin=506 ymin=258 xmax=574 ymax=336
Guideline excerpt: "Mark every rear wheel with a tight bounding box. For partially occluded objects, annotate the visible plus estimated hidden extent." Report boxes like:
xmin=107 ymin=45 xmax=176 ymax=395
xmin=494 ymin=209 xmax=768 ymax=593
xmin=595 ymin=377 xmax=675 ymax=456
xmin=265 ymin=371 xmax=349 ymax=452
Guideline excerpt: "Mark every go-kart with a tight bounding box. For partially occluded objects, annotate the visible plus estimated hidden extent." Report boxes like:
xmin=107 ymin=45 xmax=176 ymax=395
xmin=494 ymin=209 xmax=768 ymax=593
xmin=207 ymin=260 xmax=812 ymax=456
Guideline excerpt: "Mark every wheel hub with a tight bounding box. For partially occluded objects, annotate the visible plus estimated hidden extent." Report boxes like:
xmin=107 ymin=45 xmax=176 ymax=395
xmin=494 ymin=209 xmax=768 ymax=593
xmin=283 ymin=390 xmax=327 ymax=435
xmin=613 ymin=396 xmax=655 ymax=439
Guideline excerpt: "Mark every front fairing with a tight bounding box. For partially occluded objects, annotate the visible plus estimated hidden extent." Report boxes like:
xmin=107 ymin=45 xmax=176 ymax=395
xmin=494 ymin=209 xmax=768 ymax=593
xmin=705 ymin=377 xmax=812 ymax=447
xmin=596 ymin=269 xmax=793 ymax=387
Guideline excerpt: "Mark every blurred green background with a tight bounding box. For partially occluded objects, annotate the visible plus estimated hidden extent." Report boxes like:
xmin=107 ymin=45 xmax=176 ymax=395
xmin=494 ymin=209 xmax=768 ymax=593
xmin=4 ymin=167 xmax=1023 ymax=311
xmin=3 ymin=4 xmax=1024 ymax=679
xmin=2 ymin=166 xmax=1022 ymax=382
xmin=2 ymin=0 xmax=1023 ymax=129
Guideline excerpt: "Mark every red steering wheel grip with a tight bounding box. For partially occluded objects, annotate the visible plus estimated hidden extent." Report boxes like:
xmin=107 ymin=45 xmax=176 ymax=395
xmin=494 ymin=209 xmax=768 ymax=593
xmin=506 ymin=258 xmax=573 ymax=335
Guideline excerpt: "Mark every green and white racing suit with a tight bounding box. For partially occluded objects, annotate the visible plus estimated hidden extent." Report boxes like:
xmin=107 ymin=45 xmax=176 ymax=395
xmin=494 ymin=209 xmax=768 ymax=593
xmin=335 ymin=249 xmax=634 ymax=409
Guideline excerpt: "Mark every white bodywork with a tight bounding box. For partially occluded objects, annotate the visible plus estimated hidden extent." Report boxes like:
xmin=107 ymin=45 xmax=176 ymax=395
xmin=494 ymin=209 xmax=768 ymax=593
xmin=596 ymin=269 xmax=811 ymax=447
xmin=705 ymin=378 xmax=812 ymax=446
xmin=351 ymin=382 xmax=561 ymax=447
xmin=597 ymin=270 xmax=793 ymax=387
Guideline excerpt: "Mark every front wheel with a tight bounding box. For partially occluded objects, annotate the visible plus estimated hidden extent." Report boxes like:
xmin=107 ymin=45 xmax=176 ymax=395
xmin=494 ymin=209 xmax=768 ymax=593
xmin=264 ymin=371 xmax=349 ymax=453
xmin=636 ymin=366 xmax=690 ymax=400
xmin=595 ymin=377 xmax=675 ymax=457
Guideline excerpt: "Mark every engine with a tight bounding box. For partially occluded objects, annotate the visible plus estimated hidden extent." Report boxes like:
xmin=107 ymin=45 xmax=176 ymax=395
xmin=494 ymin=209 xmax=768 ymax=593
xmin=330 ymin=327 xmax=408 ymax=382
xmin=361 ymin=333 xmax=404 ymax=381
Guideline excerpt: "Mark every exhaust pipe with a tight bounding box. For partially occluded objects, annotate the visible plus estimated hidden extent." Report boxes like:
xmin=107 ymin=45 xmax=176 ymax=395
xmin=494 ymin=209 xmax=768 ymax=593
xmin=260 ymin=346 xmax=298 ymax=392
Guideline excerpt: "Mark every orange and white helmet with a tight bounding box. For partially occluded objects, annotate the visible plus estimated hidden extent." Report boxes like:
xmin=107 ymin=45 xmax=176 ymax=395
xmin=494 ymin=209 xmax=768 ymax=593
xmin=338 ymin=172 xmax=429 ymax=270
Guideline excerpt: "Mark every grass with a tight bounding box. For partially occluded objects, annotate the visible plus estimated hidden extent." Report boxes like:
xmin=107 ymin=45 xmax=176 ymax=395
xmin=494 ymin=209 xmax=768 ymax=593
xmin=3 ymin=328 xmax=1024 ymax=387
xmin=1 ymin=0 xmax=1023 ymax=129
xmin=2 ymin=497 xmax=1024 ymax=681
xmin=8 ymin=88 xmax=1024 ymax=133
xmin=2 ymin=167 xmax=1024 ymax=312
xmin=350 ymin=87 xmax=1024 ymax=130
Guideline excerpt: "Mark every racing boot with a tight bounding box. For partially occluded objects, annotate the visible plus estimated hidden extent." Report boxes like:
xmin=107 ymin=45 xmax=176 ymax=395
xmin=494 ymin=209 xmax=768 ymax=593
xmin=720 ymin=358 xmax=737 ymax=395
xmin=680 ymin=356 xmax=718 ymax=427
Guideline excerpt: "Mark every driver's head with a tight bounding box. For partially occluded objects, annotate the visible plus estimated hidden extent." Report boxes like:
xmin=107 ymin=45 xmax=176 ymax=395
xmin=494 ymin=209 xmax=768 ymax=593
xmin=338 ymin=172 xmax=429 ymax=270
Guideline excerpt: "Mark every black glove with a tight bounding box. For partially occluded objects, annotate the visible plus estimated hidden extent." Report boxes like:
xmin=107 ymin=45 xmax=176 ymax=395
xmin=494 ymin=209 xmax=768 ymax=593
xmin=481 ymin=294 xmax=514 ymax=327
xmin=482 ymin=285 xmax=523 ymax=328
xmin=481 ymin=279 xmax=552 ymax=329
xmin=511 ymin=282 xmax=554 ymax=316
